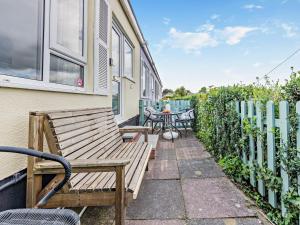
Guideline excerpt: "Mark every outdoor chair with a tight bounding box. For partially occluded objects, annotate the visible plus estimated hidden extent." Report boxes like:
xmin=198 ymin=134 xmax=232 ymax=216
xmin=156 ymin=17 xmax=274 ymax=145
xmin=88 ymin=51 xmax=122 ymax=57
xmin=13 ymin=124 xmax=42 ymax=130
xmin=143 ymin=106 xmax=164 ymax=133
xmin=0 ymin=146 xmax=80 ymax=225
xmin=175 ymin=109 xmax=195 ymax=136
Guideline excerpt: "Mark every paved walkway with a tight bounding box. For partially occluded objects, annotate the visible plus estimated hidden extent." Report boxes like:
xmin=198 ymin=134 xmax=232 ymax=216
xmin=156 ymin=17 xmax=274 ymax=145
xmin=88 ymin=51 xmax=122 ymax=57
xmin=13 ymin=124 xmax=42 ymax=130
xmin=81 ymin=132 xmax=266 ymax=225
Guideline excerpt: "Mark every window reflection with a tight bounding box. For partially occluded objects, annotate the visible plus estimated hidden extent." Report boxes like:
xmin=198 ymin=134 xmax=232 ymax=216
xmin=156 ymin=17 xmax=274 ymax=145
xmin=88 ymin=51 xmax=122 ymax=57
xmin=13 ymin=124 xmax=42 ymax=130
xmin=50 ymin=55 xmax=84 ymax=87
xmin=112 ymin=82 xmax=120 ymax=115
xmin=0 ymin=0 xmax=43 ymax=80
xmin=124 ymin=41 xmax=133 ymax=78
xmin=55 ymin=0 xmax=84 ymax=55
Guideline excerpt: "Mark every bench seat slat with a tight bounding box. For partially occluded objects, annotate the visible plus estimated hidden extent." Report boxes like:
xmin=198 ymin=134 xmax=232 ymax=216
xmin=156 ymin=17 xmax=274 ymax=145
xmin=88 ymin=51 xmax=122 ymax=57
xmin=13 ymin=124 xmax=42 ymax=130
xmin=71 ymin=142 xmax=138 ymax=190
xmin=129 ymin=144 xmax=152 ymax=197
xmin=97 ymin=142 xmax=143 ymax=191
xmin=69 ymin=142 xmax=151 ymax=193
xmin=69 ymin=139 xmax=124 ymax=188
xmin=103 ymin=143 xmax=147 ymax=191
xmin=74 ymin=142 xmax=134 ymax=189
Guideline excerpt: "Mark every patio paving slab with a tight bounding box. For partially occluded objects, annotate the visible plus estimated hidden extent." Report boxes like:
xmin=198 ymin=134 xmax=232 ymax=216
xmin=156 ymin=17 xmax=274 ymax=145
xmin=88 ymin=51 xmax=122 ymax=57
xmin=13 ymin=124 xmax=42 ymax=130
xmin=187 ymin=218 xmax=262 ymax=225
xmin=176 ymin=147 xmax=211 ymax=160
xmin=126 ymin=220 xmax=186 ymax=225
xmin=178 ymin=159 xmax=225 ymax=179
xmin=145 ymin=160 xmax=180 ymax=180
xmin=158 ymin=141 xmax=175 ymax=150
xmin=182 ymin=178 xmax=255 ymax=219
xmin=175 ymin=140 xmax=202 ymax=148
xmin=127 ymin=180 xmax=185 ymax=220
xmin=156 ymin=149 xmax=177 ymax=160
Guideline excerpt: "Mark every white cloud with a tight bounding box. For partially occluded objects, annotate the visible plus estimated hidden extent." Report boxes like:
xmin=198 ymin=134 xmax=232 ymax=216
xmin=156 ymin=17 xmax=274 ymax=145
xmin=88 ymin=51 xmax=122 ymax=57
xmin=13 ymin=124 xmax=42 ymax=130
xmin=163 ymin=17 xmax=171 ymax=25
xmin=280 ymin=23 xmax=298 ymax=37
xmin=259 ymin=19 xmax=299 ymax=38
xmin=157 ymin=24 xmax=258 ymax=54
xmin=197 ymin=23 xmax=215 ymax=32
xmin=243 ymin=4 xmax=264 ymax=10
xmin=168 ymin=28 xmax=218 ymax=53
xmin=223 ymin=26 xmax=257 ymax=45
xmin=210 ymin=14 xmax=220 ymax=20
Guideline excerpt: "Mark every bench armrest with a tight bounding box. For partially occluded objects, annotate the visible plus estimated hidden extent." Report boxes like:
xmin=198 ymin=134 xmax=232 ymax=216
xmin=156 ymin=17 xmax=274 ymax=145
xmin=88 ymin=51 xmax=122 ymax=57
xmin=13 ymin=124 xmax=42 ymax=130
xmin=34 ymin=158 xmax=130 ymax=175
xmin=119 ymin=126 xmax=150 ymax=142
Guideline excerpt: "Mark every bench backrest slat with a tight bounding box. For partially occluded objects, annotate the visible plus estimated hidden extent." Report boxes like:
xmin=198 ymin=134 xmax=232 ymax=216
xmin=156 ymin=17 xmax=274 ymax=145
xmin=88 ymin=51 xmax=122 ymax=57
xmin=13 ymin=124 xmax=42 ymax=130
xmin=44 ymin=108 xmax=122 ymax=161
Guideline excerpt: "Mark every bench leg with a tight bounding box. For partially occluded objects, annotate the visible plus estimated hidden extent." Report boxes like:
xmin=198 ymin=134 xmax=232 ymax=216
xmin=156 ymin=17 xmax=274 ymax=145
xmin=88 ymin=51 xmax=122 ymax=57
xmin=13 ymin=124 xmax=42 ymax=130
xmin=115 ymin=166 xmax=125 ymax=225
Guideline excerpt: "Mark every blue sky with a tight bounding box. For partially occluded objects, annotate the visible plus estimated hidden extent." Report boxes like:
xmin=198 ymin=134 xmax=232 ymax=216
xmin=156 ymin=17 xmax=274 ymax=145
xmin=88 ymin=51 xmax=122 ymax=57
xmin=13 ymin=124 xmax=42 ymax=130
xmin=130 ymin=0 xmax=300 ymax=92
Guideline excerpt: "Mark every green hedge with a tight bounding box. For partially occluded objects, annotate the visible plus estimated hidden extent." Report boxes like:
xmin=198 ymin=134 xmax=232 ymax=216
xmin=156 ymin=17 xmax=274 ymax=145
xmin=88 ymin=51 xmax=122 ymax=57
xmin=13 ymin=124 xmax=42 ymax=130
xmin=193 ymin=73 xmax=300 ymax=225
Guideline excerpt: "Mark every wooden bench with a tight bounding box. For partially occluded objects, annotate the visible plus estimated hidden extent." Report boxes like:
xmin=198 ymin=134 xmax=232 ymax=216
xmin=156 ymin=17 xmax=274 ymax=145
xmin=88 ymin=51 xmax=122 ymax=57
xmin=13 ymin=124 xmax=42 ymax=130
xmin=138 ymin=134 xmax=159 ymax=159
xmin=122 ymin=129 xmax=159 ymax=159
xmin=27 ymin=108 xmax=152 ymax=225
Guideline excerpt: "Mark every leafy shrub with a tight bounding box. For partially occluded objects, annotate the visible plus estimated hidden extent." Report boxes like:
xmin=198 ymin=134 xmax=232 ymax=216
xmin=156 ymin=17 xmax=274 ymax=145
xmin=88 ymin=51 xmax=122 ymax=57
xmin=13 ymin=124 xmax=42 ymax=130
xmin=193 ymin=72 xmax=300 ymax=225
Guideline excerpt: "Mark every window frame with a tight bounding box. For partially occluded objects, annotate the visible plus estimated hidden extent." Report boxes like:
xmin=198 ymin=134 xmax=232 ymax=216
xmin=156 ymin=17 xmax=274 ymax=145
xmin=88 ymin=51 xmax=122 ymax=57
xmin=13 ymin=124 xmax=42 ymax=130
xmin=0 ymin=0 xmax=88 ymax=93
xmin=111 ymin=21 xmax=123 ymax=119
xmin=123 ymin=38 xmax=133 ymax=79
xmin=49 ymin=0 xmax=87 ymax=64
xmin=141 ymin=60 xmax=149 ymax=98
xmin=111 ymin=25 xmax=122 ymax=78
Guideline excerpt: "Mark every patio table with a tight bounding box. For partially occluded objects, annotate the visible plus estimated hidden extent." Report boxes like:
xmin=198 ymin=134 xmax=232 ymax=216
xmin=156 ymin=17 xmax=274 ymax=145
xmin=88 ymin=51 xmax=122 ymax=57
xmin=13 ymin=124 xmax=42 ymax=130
xmin=153 ymin=112 xmax=181 ymax=142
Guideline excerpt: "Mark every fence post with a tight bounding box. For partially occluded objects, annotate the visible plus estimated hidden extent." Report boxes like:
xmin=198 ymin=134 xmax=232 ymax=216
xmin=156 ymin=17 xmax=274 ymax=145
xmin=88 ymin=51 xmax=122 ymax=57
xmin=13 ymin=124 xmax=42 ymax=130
xmin=296 ymin=101 xmax=300 ymax=225
xmin=267 ymin=101 xmax=277 ymax=208
xmin=235 ymin=101 xmax=240 ymax=114
xmin=240 ymin=101 xmax=247 ymax=164
xmin=256 ymin=101 xmax=265 ymax=196
xmin=248 ymin=100 xmax=256 ymax=187
xmin=279 ymin=101 xmax=290 ymax=216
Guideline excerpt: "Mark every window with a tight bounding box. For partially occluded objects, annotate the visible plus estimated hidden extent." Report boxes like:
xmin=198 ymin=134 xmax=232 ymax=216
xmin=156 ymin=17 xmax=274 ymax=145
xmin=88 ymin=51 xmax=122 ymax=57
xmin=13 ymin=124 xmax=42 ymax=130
xmin=149 ymin=74 xmax=155 ymax=100
xmin=111 ymin=20 xmax=134 ymax=116
xmin=124 ymin=40 xmax=133 ymax=78
xmin=112 ymin=28 xmax=121 ymax=77
xmin=0 ymin=0 xmax=43 ymax=80
xmin=50 ymin=55 xmax=84 ymax=87
xmin=0 ymin=0 xmax=88 ymax=91
xmin=50 ymin=0 xmax=86 ymax=87
xmin=50 ymin=0 xmax=85 ymax=60
xmin=155 ymin=80 xmax=159 ymax=100
xmin=111 ymin=27 xmax=121 ymax=115
xmin=141 ymin=62 xmax=148 ymax=98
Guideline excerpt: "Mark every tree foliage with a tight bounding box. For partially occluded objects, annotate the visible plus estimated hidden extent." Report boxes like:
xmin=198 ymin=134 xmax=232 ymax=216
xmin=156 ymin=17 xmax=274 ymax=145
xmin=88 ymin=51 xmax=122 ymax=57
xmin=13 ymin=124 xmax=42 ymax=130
xmin=162 ymin=88 xmax=174 ymax=97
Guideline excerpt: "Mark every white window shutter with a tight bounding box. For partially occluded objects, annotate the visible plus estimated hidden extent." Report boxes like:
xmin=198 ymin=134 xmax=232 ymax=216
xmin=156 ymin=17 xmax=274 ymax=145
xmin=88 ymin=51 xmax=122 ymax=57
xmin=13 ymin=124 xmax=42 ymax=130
xmin=94 ymin=0 xmax=110 ymax=95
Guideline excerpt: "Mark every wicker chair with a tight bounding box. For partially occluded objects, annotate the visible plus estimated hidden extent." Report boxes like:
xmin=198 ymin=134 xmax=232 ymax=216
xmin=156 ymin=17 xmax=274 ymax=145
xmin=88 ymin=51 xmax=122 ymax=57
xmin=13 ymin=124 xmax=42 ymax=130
xmin=0 ymin=146 xmax=80 ymax=225
xmin=175 ymin=109 xmax=195 ymax=136
xmin=143 ymin=106 xmax=164 ymax=133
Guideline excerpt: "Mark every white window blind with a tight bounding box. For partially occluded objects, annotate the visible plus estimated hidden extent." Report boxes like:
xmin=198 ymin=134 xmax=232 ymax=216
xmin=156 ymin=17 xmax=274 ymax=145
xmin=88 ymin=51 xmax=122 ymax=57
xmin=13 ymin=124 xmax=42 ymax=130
xmin=94 ymin=0 xmax=110 ymax=95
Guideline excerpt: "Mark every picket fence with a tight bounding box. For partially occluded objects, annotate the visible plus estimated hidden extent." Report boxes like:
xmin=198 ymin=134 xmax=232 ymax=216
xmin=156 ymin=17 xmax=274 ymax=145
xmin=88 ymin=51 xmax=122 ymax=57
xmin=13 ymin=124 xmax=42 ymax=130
xmin=236 ymin=100 xmax=300 ymax=220
xmin=139 ymin=99 xmax=191 ymax=126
